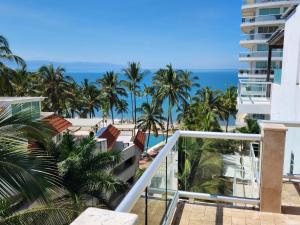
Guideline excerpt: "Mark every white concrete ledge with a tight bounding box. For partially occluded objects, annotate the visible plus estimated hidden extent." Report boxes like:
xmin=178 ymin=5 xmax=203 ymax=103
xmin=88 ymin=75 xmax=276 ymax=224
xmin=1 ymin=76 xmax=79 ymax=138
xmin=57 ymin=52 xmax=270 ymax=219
xmin=70 ymin=208 xmax=138 ymax=225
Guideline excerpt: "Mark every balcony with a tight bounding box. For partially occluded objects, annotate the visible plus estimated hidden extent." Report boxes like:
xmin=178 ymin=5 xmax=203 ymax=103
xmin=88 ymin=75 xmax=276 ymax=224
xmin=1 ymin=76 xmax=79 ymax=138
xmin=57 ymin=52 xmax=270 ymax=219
xmin=240 ymin=33 xmax=273 ymax=47
xmin=239 ymin=51 xmax=283 ymax=61
xmin=71 ymin=125 xmax=300 ymax=225
xmin=238 ymin=68 xmax=274 ymax=79
xmin=237 ymin=80 xmax=272 ymax=114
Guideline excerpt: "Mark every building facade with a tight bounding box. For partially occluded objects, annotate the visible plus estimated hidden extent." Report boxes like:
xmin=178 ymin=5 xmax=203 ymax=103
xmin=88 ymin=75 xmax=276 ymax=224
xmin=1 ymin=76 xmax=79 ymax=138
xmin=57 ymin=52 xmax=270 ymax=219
xmin=237 ymin=0 xmax=300 ymax=125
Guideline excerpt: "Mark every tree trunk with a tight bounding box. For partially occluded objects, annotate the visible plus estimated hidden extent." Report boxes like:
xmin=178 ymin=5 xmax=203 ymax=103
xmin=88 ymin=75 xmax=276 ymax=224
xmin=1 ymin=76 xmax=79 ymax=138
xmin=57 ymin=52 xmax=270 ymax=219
xmin=121 ymin=112 xmax=123 ymax=124
xmin=225 ymin=118 xmax=229 ymax=132
xmin=146 ymin=128 xmax=151 ymax=156
xmin=166 ymin=98 xmax=171 ymax=143
xmin=130 ymin=92 xmax=134 ymax=122
xmin=110 ymin=105 xmax=114 ymax=124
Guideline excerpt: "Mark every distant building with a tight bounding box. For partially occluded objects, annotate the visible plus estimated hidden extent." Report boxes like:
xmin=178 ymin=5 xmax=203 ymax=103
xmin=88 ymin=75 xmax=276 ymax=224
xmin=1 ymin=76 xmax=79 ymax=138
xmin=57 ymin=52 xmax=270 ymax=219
xmin=237 ymin=0 xmax=300 ymax=125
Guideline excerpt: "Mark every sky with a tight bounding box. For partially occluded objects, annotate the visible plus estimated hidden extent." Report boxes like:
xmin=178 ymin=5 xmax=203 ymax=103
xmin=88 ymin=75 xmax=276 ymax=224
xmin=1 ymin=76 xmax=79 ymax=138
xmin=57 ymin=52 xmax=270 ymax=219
xmin=1 ymin=0 xmax=242 ymax=69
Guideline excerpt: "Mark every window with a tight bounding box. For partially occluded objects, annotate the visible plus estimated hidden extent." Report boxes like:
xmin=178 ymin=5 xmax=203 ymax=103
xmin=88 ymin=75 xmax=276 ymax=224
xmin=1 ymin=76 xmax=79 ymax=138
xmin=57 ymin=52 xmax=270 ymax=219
xmin=289 ymin=152 xmax=294 ymax=175
xmin=258 ymin=26 xmax=278 ymax=33
xmin=259 ymin=8 xmax=280 ymax=16
xmin=257 ymin=44 xmax=267 ymax=51
xmin=256 ymin=61 xmax=276 ymax=69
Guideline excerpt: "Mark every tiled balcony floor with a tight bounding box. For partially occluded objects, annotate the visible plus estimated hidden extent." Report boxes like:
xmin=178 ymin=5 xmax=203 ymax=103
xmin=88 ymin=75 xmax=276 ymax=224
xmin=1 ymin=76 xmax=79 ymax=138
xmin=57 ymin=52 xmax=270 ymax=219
xmin=172 ymin=202 xmax=300 ymax=225
xmin=282 ymin=181 xmax=300 ymax=215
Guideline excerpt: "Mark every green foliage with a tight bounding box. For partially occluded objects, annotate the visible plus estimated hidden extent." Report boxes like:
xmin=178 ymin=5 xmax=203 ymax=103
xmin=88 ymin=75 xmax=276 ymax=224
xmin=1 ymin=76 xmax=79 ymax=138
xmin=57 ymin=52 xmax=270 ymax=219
xmin=97 ymin=71 xmax=127 ymax=124
xmin=178 ymin=137 xmax=229 ymax=194
xmin=48 ymin=132 xmax=126 ymax=206
xmin=0 ymin=107 xmax=75 ymax=225
xmin=236 ymin=117 xmax=260 ymax=134
xmin=137 ymin=103 xmax=165 ymax=152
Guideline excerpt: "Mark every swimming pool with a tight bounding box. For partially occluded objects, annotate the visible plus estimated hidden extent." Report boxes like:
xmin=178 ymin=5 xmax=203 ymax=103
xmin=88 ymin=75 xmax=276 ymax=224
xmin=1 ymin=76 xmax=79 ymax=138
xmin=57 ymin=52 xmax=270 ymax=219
xmin=146 ymin=134 xmax=166 ymax=149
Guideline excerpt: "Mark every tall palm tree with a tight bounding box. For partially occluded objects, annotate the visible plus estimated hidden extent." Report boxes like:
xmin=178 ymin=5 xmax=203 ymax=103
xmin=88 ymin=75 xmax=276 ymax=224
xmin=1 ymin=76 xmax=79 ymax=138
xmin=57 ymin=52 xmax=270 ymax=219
xmin=37 ymin=64 xmax=74 ymax=115
xmin=0 ymin=35 xmax=24 ymax=69
xmin=82 ymin=79 xmax=102 ymax=118
xmin=219 ymin=86 xmax=238 ymax=132
xmin=97 ymin=71 xmax=127 ymax=124
xmin=116 ymin=99 xmax=128 ymax=123
xmin=123 ymin=62 xmax=147 ymax=125
xmin=0 ymin=107 xmax=74 ymax=225
xmin=153 ymin=64 xmax=189 ymax=140
xmin=137 ymin=103 xmax=165 ymax=154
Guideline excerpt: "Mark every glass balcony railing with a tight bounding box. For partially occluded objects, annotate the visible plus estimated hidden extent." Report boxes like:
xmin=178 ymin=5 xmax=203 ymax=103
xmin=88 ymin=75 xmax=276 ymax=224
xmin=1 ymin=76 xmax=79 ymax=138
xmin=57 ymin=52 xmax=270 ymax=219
xmin=241 ymin=33 xmax=273 ymax=41
xmin=239 ymin=68 xmax=274 ymax=75
xmin=115 ymin=131 xmax=262 ymax=224
xmin=238 ymin=80 xmax=272 ymax=102
xmin=239 ymin=51 xmax=283 ymax=58
xmin=242 ymin=14 xmax=283 ymax=23
xmin=243 ymin=0 xmax=295 ymax=5
xmin=274 ymin=68 xmax=282 ymax=84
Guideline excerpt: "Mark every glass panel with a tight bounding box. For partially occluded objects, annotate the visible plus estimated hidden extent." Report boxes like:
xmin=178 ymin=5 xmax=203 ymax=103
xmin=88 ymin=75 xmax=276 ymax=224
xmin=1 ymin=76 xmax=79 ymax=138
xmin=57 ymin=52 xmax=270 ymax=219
xmin=130 ymin=189 xmax=147 ymax=225
xmin=165 ymin=143 xmax=178 ymax=222
xmin=259 ymin=8 xmax=280 ymax=16
xmin=178 ymin=137 xmax=260 ymax=199
xmin=257 ymin=44 xmax=267 ymax=51
xmin=148 ymin=157 xmax=167 ymax=225
xmin=11 ymin=104 xmax=22 ymax=115
xmin=274 ymin=69 xmax=282 ymax=85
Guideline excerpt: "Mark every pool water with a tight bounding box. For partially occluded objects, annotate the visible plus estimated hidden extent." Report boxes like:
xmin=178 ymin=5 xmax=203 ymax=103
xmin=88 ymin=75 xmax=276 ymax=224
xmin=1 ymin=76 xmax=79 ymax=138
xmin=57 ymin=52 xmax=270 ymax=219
xmin=146 ymin=134 xmax=166 ymax=148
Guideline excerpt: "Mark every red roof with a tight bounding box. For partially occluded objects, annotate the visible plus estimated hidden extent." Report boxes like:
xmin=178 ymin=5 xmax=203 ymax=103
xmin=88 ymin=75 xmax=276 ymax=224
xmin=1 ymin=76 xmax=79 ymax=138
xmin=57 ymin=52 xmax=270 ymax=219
xmin=43 ymin=114 xmax=72 ymax=134
xmin=134 ymin=130 xmax=146 ymax=153
xmin=98 ymin=124 xmax=120 ymax=150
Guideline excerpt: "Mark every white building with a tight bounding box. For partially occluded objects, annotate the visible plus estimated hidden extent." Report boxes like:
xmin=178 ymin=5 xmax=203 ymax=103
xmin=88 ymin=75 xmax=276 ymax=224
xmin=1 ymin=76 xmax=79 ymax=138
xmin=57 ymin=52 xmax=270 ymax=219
xmin=237 ymin=0 xmax=300 ymax=125
xmin=267 ymin=5 xmax=300 ymax=175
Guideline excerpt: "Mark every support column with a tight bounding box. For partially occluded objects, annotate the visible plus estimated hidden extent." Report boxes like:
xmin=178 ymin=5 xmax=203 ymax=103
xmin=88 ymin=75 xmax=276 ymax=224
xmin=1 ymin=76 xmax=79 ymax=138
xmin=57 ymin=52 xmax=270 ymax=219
xmin=260 ymin=123 xmax=287 ymax=213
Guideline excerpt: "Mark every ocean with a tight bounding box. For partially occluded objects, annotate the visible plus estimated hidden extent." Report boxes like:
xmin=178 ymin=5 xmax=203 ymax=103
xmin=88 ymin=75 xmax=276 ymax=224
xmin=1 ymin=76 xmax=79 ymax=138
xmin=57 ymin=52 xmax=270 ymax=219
xmin=67 ymin=69 xmax=238 ymax=125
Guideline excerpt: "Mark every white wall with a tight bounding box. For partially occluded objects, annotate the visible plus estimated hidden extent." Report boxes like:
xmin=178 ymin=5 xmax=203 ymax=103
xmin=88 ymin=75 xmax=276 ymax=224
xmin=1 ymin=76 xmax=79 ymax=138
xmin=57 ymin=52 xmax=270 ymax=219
xmin=270 ymin=6 xmax=300 ymax=175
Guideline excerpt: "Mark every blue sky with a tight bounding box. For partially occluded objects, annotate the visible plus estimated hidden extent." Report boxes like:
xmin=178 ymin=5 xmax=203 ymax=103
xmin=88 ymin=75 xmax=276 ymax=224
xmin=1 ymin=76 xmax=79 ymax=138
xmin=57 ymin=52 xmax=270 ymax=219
xmin=1 ymin=0 xmax=242 ymax=69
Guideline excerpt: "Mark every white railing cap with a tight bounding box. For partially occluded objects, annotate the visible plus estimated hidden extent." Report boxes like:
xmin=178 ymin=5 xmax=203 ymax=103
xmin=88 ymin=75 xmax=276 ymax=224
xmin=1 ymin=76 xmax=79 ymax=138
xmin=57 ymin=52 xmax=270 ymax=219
xmin=70 ymin=208 xmax=138 ymax=225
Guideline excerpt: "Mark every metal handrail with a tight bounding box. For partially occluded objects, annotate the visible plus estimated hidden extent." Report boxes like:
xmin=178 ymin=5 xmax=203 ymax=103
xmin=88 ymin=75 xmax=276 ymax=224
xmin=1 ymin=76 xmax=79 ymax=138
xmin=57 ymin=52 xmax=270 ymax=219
xmin=115 ymin=130 xmax=262 ymax=213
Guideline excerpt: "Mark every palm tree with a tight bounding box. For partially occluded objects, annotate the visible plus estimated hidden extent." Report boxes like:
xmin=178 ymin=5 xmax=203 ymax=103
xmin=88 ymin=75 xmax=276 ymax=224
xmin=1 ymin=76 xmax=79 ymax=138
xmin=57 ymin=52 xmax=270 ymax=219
xmin=37 ymin=64 xmax=74 ymax=115
xmin=116 ymin=99 xmax=128 ymax=123
xmin=123 ymin=62 xmax=147 ymax=125
xmin=193 ymin=87 xmax=222 ymax=115
xmin=0 ymin=35 xmax=24 ymax=69
xmin=143 ymin=84 xmax=154 ymax=104
xmin=0 ymin=107 xmax=74 ymax=225
xmin=9 ymin=65 xmax=36 ymax=96
xmin=236 ymin=117 xmax=260 ymax=134
xmin=97 ymin=71 xmax=127 ymax=124
xmin=153 ymin=64 xmax=189 ymax=140
xmin=82 ymin=79 xmax=102 ymax=118
xmin=137 ymin=103 xmax=165 ymax=154
xmin=178 ymin=138 xmax=226 ymax=194
xmin=219 ymin=87 xmax=238 ymax=132
xmin=48 ymin=132 xmax=126 ymax=208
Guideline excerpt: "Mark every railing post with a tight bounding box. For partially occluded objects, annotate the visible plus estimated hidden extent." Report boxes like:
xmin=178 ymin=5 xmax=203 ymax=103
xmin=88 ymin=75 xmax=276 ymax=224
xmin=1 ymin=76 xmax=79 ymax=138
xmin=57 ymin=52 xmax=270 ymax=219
xmin=260 ymin=123 xmax=287 ymax=213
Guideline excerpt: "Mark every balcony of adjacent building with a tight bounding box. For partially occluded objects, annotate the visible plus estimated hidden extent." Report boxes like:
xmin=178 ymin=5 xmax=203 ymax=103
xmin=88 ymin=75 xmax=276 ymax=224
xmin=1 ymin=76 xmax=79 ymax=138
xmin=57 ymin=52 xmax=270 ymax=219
xmin=238 ymin=68 xmax=275 ymax=79
xmin=70 ymin=124 xmax=300 ymax=225
xmin=240 ymin=33 xmax=273 ymax=48
xmin=239 ymin=50 xmax=283 ymax=62
xmin=242 ymin=0 xmax=300 ymax=10
xmin=241 ymin=15 xmax=285 ymax=32
xmin=237 ymin=79 xmax=272 ymax=115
